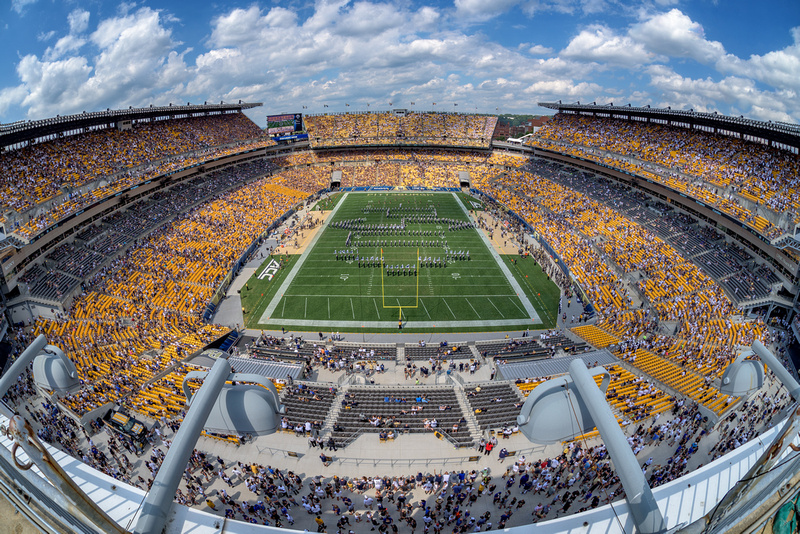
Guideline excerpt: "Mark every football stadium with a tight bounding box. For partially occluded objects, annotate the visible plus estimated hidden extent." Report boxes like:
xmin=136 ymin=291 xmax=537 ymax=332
xmin=1 ymin=102 xmax=800 ymax=534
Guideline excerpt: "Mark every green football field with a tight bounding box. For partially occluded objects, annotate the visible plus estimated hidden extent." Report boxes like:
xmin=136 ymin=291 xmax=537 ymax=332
xmin=241 ymin=191 xmax=560 ymax=333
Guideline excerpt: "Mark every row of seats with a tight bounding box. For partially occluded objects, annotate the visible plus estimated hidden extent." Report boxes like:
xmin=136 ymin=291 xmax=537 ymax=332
xmin=328 ymin=386 xmax=474 ymax=448
xmin=463 ymin=383 xmax=523 ymax=430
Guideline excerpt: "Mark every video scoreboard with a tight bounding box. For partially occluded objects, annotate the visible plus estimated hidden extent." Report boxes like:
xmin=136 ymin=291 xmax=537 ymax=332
xmin=266 ymin=113 xmax=303 ymax=136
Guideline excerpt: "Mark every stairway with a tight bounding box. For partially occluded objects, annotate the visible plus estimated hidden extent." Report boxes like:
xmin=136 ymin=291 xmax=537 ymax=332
xmin=319 ymin=386 xmax=347 ymax=437
xmin=454 ymin=387 xmax=482 ymax=445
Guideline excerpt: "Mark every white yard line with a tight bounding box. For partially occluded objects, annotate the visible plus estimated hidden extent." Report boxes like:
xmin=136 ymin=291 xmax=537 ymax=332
xmin=442 ymin=298 xmax=457 ymax=319
xmin=420 ymin=298 xmax=432 ymax=320
xmin=466 ymin=299 xmax=481 ymax=318
xmin=487 ymin=298 xmax=505 ymax=318
xmin=508 ymin=297 xmax=526 ymax=315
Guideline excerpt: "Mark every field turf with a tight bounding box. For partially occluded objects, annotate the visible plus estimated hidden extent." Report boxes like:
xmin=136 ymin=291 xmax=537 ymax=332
xmin=242 ymin=192 xmax=559 ymax=333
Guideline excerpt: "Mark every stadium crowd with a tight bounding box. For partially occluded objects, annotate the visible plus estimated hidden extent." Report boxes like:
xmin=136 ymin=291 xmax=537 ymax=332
xmin=28 ymin=169 xmax=304 ymax=417
xmin=305 ymin=112 xmax=498 ymax=149
xmin=528 ymin=114 xmax=797 ymax=239
xmin=5 ymin=113 xmax=273 ymax=240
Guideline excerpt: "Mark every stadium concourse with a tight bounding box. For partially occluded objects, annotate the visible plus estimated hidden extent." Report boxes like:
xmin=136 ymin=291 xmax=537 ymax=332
xmin=0 ymin=106 xmax=799 ymax=533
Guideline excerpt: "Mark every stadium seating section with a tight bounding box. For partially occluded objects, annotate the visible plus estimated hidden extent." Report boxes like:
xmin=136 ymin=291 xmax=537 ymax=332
xmin=305 ymin=112 xmax=498 ymax=149
xmin=528 ymin=113 xmax=799 ymax=240
xmin=27 ymin=161 xmax=305 ymax=417
xmin=3 ymin=113 xmax=274 ymax=241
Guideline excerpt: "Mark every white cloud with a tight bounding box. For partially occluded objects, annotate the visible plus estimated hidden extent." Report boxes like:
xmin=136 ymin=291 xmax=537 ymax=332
xmin=37 ymin=30 xmax=56 ymax=42
xmin=68 ymin=9 xmax=90 ymax=34
xmin=43 ymin=8 xmax=91 ymax=60
xmin=520 ymin=0 xmax=606 ymax=17
xmin=0 ymin=85 xmax=27 ymax=116
xmin=523 ymin=79 xmax=602 ymax=97
xmin=563 ymin=25 xmax=657 ymax=66
xmin=11 ymin=0 xmax=37 ymax=15
xmin=630 ymin=9 xmax=725 ymax=64
xmin=454 ymin=0 xmax=521 ymax=21
xmin=45 ymin=35 xmax=87 ymax=60
xmin=529 ymin=44 xmax=553 ymax=55
xmin=0 ymin=1 xmax=797 ymax=124
xmin=17 ymin=55 xmax=93 ymax=116
xmin=4 ymin=7 xmax=189 ymax=119
xmin=644 ymin=64 xmax=798 ymax=123
xmin=717 ymin=26 xmax=800 ymax=93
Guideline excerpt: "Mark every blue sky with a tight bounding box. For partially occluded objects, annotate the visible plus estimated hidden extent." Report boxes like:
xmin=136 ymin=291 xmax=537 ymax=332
xmin=0 ymin=0 xmax=798 ymax=127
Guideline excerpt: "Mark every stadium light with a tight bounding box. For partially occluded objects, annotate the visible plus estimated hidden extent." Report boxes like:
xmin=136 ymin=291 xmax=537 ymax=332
xmin=0 ymin=335 xmax=80 ymax=401
xmin=517 ymin=359 xmax=666 ymax=534
xmin=0 ymin=335 xmax=125 ymax=533
xmin=720 ymin=340 xmax=800 ymax=399
xmin=134 ymin=350 xmax=284 ymax=534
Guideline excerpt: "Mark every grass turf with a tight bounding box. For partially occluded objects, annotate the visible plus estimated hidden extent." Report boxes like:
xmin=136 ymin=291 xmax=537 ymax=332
xmin=242 ymin=192 xmax=559 ymax=333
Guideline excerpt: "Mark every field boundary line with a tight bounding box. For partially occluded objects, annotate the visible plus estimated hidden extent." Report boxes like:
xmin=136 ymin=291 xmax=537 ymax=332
xmin=255 ymin=318 xmax=538 ymax=328
xmin=259 ymin=193 xmax=349 ymax=322
xmin=451 ymin=192 xmax=541 ymax=323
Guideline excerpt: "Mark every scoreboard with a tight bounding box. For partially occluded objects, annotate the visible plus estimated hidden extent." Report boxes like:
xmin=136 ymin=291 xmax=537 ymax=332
xmin=266 ymin=113 xmax=303 ymax=136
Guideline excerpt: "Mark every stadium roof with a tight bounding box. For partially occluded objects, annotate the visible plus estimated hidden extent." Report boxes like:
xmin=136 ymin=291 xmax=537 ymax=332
xmin=0 ymin=102 xmax=262 ymax=149
xmin=539 ymin=101 xmax=800 ymax=150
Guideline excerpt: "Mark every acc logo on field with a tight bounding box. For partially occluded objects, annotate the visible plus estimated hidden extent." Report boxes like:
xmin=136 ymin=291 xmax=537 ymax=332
xmin=451 ymin=273 xmax=461 ymax=279
xmin=340 ymin=274 xmax=350 ymax=281
xmin=257 ymin=259 xmax=281 ymax=281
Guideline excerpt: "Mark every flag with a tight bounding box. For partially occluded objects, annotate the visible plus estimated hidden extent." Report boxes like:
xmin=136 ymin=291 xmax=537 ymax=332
xmin=324 ymin=104 xmax=328 ymax=108
xmin=454 ymin=103 xmax=458 ymax=106
xmin=346 ymin=103 xmax=350 ymax=107
xmin=432 ymin=102 xmax=436 ymax=105
xmin=389 ymin=102 xmax=393 ymax=106
xmin=410 ymin=101 xmax=414 ymax=105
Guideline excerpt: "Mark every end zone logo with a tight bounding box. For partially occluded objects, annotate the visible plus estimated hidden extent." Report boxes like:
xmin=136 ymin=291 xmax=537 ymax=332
xmin=257 ymin=259 xmax=281 ymax=281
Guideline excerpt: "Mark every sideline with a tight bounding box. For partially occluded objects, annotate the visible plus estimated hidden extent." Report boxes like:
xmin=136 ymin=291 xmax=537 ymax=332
xmin=258 ymin=193 xmax=349 ymax=323
xmin=451 ymin=192 xmax=541 ymax=323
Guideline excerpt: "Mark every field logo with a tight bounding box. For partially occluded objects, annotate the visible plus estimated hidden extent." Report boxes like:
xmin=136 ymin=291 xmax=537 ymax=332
xmin=257 ymin=259 xmax=282 ymax=281
xmin=470 ymin=201 xmax=481 ymax=209
xmin=451 ymin=273 xmax=461 ymax=279
xmin=340 ymin=274 xmax=350 ymax=281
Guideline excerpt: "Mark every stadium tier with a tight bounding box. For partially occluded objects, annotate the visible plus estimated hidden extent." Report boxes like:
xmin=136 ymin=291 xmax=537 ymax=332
xmin=527 ymin=112 xmax=800 ymax=242
xmin=304 ymin=111 xmax=498 ymax=149
xmin=0 ymin=105 xmax=799 ymax=534
xmin=0 ymin=105 xmax=275 ymax=242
